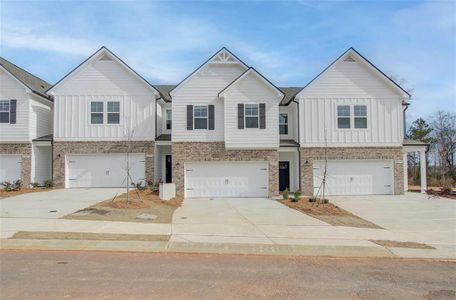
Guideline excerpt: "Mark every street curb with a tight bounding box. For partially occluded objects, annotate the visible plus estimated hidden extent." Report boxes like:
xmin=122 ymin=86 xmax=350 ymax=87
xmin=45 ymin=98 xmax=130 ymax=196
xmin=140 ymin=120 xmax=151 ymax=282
xmin=1 ymin=238 xmax=396 ymax=258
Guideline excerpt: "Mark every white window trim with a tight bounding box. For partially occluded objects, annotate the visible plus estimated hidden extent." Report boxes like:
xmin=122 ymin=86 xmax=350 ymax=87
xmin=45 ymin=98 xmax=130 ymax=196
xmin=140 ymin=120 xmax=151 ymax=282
xmin=0 ymin=100 xmax=10 ymax=124
xmin=89 ymin=100 xmax=121 ymax=126
xmin=244 ymin=103 xmax=259 ymax=129
xmin=336 ymin=104 xmax=369 ymax=131
xmin=279 ymin=113 xmax=288 ymax=135
xmin=193 ymin=105 xmax=209 ymax=130
xmin=336 ymin=104 xmax=351 ymax=130
xmin=107 ymin=101 xmax=121 ymax=125
xmin=165 ymin=109 xmax=172 ymax=130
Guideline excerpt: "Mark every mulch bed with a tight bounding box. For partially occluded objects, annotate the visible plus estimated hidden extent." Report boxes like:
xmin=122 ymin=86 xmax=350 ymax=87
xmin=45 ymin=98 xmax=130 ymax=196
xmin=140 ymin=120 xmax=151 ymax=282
xmin=0 ymin=188 xmax=51 ymax=199
xmin=279 ymin=198 xmax=382 ymax=229
xmin=63 ymin=190 xmax=183 ymax=224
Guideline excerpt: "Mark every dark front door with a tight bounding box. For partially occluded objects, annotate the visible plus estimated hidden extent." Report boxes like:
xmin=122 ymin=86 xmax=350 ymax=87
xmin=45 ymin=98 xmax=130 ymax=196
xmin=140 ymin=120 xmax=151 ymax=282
xmin=279 ymin=161 xmax=290 ymax=191
xmin=165 ymin=155 xmax=172 ymax=183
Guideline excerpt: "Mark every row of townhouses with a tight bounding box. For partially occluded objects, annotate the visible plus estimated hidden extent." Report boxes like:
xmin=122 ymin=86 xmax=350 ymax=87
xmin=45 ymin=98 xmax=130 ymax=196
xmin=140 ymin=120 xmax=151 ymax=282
xmin=0 ymin=47 xmax=428 ymax=198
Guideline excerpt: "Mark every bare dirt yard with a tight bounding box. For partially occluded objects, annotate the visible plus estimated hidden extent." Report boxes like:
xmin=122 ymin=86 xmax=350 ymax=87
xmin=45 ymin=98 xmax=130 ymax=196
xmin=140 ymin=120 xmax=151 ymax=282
xmin=0 ymin=188 xmax=51 ymax=199
xmin=63 ymin=190 xmax=183 ymax=224
xmin=279 ymin=198 xmax=382 ymax=229
xmin=409 ymin=185 xmax=456 ymax=200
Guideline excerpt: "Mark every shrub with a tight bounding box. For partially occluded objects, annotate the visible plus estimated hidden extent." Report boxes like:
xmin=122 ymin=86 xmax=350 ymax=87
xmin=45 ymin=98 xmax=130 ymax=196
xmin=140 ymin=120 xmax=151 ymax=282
xmin=2 ymin=180 xmax=22 ymax=192
xmin=322 ymin=198 xmax=329 ymax=204
xmin=282 ymin=188 xmax=289 ymax=200
xmin=43 ymin=180 xmax=53 ymax=189
xmin=308 ymin=197 xmax=317 ymax=203
xmin=1 ymin=181 xmax=13 ymax=192
xmin=131 ymin=181 xmax=146 ymax=191
xmin=31 ymin=182 xmax=40 ymax=188
xmin=292 ymin=190 xmax=302 ymax=202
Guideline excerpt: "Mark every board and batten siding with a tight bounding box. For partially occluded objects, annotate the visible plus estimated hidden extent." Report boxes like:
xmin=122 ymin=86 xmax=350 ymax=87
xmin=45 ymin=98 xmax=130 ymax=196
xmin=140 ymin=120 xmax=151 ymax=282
xmin=298 ymin=56 xmax=405 ymax=147
xmin=171 ymin=64 xmax=246 ymax=142
xmin=0 ymin=69 xmax=29 ymax=142
xmin=223 ymin=72 xmax=280 ymax=149
xmin=52 ymin=59 xmax=156 ymax=141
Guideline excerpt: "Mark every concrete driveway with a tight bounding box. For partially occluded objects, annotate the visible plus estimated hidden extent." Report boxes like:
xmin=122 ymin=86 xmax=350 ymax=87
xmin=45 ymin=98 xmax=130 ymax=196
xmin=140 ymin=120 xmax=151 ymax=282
xmin=330 ymin=193 xmax=456 ymax=256
xmin=1 ymin=188 xmax=124 ymax=219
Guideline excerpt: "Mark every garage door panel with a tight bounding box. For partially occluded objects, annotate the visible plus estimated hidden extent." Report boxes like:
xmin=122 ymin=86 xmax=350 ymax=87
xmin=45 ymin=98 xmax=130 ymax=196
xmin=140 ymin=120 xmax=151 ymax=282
xmin=313 ymin=160 xmax=393 ymax=196
xmin=185 ymin=162 xmax=268 ymax=198
xmin=0 ymin=155 xmax=22 ymax=183
xmin=67 ymin=154 xmax=145 ymax=188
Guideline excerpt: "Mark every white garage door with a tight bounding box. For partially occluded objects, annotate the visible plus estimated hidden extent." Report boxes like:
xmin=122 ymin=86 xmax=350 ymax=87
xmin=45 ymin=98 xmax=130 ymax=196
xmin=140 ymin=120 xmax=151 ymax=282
xmin=313 ymin=160 xmax=393 ymax=196
xmin=67 ymin=154 xmax=145 ymax=188
xmin=185 ymin=162 xmax=268 ymax=198
xmin=0 ymin=155 xmax=22 ymax=183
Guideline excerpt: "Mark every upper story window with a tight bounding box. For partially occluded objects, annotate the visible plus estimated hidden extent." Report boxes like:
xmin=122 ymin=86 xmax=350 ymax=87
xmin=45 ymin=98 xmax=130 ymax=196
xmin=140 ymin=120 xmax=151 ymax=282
xmin=194 ymin=105 xmax=208 ymax=129
xmin=337 ymin=105 xmax=351 ymax=129
xmin=354 ymin=105 xmax=367 ymax=128
xmin=245 ymin=104 xmax=259 ymax=128
xmin=0 ymin=100 xmax=10 ymax=123
xmin=90 ymin=101 xmax=104 ymax=124
xmin=279 ymin=113 xmax=288 ymax=135
xmin=166 ymin=109 xmax=172 ymax=130
xmin=107 ymin=101 xmax=120 ymax=124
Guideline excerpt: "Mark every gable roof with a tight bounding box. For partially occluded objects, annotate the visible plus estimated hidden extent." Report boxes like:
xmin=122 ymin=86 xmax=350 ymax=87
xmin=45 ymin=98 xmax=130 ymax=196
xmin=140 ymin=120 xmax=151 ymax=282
xmin=0 ymin=57 xmax=52 ymax=100
xmin=296 ymin=47 xmax=411 ymax=99
xmin=47 ymin=46 xmax=159 ymax=96
xmin=218 ymin=67 xmax=285 ymax=100
xmin=169 ymin=47 xmax=249 ymax=96
xmin=154 ymin=85 xmax=174 ymax=102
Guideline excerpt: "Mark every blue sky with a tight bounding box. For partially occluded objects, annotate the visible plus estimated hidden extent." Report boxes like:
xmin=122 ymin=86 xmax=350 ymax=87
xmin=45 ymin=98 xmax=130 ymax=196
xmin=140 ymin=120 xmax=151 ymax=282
xmin=1 ymin=0 xmax=454 ymax=122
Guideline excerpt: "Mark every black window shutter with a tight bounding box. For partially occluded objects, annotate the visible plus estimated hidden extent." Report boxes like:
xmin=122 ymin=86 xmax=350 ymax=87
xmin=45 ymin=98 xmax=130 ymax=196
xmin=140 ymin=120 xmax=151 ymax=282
xmin=186 ymin=105 xmax=193 ymax=130
xmin=10 ymin=99 xmax=17 ymax=124
xmin=208 ymin=105 xmax=215 ymax=130
xmin=238 ymin=103 xmax=244 ymax=129
xmin=259 ymin=103 xmax=266 ymax=129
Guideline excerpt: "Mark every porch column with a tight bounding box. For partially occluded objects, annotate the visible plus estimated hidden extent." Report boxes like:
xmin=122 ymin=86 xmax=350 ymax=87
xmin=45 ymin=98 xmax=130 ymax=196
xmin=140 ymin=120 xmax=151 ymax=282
xmin=403 ymin=152 xmax=409 ymax=192
xmin=420 ymin=149 xmax=427 ymax=193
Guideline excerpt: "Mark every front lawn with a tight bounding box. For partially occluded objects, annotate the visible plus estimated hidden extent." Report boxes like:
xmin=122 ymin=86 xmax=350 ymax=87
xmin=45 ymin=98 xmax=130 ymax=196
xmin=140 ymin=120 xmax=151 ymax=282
xmin=63 ymin=190 xmax=183 ymax=223
xmin=279 ymin=198 xmax=382 ymax=229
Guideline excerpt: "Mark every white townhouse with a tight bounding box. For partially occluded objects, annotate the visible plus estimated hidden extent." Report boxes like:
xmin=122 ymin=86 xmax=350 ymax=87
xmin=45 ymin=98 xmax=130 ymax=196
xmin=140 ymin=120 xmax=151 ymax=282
xmin=12 ymin=45 xmax=426 ymax=197
xmin=47 ymin=47 xmax=160 ymax=188
xmin=0 ymin=58 xmax=53 ymax=187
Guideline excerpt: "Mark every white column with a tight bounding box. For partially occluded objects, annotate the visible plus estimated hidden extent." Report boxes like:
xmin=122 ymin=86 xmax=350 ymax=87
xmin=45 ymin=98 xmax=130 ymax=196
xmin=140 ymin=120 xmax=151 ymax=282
xmin=403 ymin=151 xmax=409 ymax=192
xmin=420 ymin=149 xmax=427 ymax=193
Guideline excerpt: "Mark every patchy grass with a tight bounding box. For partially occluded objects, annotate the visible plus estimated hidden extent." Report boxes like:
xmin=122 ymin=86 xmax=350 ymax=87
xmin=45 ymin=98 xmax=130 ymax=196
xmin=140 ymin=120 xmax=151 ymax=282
xmin=279 ymin=198 xmax=382 ymax=229
xmin=11 ymin=231 xmax=169 ymax=242
xmin=0 ymin=188 xmax=51 ymax=199
xmin=63 ymin=190 xmax=183 ymax=224
xmin=370 ymin=239 xmax=435 ymax=249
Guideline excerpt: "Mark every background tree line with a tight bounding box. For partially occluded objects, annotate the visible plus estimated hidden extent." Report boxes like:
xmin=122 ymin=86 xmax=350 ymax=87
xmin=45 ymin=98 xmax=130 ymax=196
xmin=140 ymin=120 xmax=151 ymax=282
xmin=407 ymin=110 xmax=456 ymax=188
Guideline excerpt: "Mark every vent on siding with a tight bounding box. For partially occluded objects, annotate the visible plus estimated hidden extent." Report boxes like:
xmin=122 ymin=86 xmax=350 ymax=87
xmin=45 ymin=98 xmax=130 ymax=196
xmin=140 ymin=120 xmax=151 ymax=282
xmin=344 ymin=55 xmax=356 ymax=62
xmin=99 ymin=54 xmax=113 ymax=61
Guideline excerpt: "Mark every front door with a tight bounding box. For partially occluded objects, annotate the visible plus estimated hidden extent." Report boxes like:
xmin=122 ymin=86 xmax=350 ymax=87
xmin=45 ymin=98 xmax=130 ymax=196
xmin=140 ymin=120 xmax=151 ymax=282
xmin=165 ymin=155 xmax=172 ymax=183
xmin=279 ymin=161 xmax=290 ymax=191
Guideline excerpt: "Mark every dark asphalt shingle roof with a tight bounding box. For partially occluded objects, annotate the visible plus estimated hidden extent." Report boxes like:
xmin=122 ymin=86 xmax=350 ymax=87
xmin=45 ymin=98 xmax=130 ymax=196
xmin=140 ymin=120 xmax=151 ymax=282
xmin=403 ymin=139 xmax=429 ymax=146
xmin=0 ymin=57 xmax=52 ymax=100
xmin=154 ymin=84 xmax=302 ymax=105
xmin=33 ymin=134 xmax=53 ymax=142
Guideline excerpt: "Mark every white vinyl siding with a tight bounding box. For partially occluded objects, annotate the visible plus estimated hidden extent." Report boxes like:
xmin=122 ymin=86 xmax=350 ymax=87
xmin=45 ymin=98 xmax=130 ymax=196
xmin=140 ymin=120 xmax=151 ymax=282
xmin=171 ymin=64 xmax=246 ymax=142
xmin=52 ymin=58 xmax=155 ymax=141
xmin=31 ymin=145 xmax=52 ymax=184
xmin=298 ymin=56 xmax=404 ymax=147
xmin=29 ymin=96 xmax=52 ymax=140
xmin=223 ymin=72 xmax=280 ymax=149
xmin=0 ymin=69 xmax=29 ymax=142
xmin=279 ymin=103 xmax=297 ymax=141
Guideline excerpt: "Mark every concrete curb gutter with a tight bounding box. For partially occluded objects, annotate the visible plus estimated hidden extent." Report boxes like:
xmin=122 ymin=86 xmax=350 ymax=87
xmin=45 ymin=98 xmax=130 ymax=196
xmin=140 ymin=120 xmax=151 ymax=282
xmin=1 ymin=238 xmax=396 ymax=258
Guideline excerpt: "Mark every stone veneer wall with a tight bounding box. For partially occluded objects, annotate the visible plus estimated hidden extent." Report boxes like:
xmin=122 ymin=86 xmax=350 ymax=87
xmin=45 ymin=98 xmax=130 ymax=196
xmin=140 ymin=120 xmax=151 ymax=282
xmin=0 ymin=143 xmax=32 ymax=187
xmin=53 ymin=141 xmax=154 ymax=188
xmin=172 ymin=142 xmax=279 ymax=197
xmin=300 ymin=147 xmax=404 ymax=196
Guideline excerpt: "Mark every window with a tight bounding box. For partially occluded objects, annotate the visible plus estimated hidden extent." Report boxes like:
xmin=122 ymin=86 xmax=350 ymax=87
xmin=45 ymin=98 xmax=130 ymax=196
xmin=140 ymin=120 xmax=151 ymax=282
xmin=90 ymin=101 xmax=104 ymax=124
xmin=194 ymin=105 xmax=208 ymax=129
xmin=279 ymin=113 xmax=288 ymax=135
xmin=0 ymin=100 xmax=10 ymax=123
xmin=107 ymin=101 xmax=120 ymax=124
xmin=354 ymin=105 xmax=367 ymax=129
xmin=337 ymin=105 xmax=351 ymax=129
xmin=166 ymin=109 xmax=172 ymax=130
xmin=245 ymin=104 xmax=259 ymax=128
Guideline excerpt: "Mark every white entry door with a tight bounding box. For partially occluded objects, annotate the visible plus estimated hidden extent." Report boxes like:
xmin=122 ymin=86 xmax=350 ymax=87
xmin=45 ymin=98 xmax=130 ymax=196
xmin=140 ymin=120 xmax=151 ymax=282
xmin=0 ymin=155 xmax=22 ymax=183
xmin=185 ymin=162 xmax=268 ymax=198
xmin=313 ymin=160 xmax=393 ymax=196
xmin=67 ymin=154 xmax=145 ymax=188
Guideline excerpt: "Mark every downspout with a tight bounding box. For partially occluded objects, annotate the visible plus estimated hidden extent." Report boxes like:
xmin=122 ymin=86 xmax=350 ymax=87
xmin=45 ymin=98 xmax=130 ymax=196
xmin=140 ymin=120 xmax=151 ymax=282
xmin=403 ymin=102 xmax=410 ymax=138
xmin=292 ymin=98 xmax=301 ymax=191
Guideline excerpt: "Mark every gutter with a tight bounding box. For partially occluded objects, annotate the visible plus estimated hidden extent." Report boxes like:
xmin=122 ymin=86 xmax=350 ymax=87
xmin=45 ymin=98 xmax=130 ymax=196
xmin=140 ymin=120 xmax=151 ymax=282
xmin=292 ymin=97 xmax=302 ymax=191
